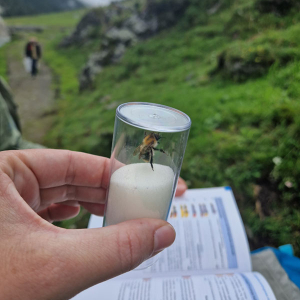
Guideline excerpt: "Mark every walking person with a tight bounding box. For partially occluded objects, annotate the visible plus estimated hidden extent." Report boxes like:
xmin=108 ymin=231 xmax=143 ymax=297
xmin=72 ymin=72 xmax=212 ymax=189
xmin=25 ymin=37 xmax=42 ymax=77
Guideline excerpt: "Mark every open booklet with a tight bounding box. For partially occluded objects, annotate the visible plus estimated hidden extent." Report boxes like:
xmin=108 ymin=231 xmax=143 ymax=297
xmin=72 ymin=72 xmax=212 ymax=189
xmin=73 ymin=187 xmax=276 ymax=300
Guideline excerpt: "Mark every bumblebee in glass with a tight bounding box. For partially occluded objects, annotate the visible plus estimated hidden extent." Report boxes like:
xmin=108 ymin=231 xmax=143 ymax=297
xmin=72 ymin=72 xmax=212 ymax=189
xmin=133 ymin=132 xmax=167 ymax=171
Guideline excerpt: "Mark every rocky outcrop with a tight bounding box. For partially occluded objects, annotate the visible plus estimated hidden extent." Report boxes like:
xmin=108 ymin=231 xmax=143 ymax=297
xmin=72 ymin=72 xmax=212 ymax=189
xmin=61 ymin=1 xmax=191 ymax=91
xmin=144 ymin=0 xmax=189 ymax=32
xmin=0 ymin=16 xmax=10 ymax=47
xmin=210 ymin=49 xmax=276 ymax=82
xmin=210 ymin=40 xmax=297 ymax=82
xmin=79 ymin=35 xmax=130 ymax=91
xmin=60 ymin=9 xmax=107 ymax=47
xmin=79 ymin=52 xmax=107 ymax=91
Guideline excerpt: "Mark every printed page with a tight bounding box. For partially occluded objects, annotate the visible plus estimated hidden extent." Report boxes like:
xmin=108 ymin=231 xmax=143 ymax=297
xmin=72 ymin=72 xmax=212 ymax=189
xmin=89 ymin=187 xmax=251 ymax=279
xmin=72 ymin=272 xmax=276 ymax=300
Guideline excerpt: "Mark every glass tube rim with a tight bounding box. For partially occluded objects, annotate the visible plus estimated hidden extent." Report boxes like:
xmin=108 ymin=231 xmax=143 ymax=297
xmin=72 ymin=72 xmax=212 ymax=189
xmin=116 ymin=102 xmax=191 ymax=132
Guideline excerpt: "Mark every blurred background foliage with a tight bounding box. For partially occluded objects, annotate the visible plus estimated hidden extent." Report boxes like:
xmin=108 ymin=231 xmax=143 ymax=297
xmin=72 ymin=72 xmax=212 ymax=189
xmin=2 ymin=0 xmax=300 ymax=254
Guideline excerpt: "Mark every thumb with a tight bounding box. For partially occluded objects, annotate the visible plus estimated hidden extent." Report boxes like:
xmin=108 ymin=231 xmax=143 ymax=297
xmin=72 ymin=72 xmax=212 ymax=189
xmin=53 ymin=219 xmax=175 ymax=299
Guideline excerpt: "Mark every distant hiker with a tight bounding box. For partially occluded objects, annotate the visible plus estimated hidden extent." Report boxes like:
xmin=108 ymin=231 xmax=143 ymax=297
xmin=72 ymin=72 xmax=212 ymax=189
xmin=25 ymin=37 xmax=42 ymax=77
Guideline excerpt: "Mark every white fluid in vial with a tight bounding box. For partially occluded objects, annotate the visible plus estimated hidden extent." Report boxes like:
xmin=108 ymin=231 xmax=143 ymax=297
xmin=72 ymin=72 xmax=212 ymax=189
xmin=105 ymin=163 xmax=174 ymax=226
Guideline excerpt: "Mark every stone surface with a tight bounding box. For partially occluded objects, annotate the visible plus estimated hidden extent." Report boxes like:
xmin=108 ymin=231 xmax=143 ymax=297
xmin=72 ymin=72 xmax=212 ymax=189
xmin=89 ymin=50 xmax=112 ymax=67
xmin=79 ymin=50 xmax=113 ymax=91
xmin=112 ymin=43 xmax=126 ymax=62
xmin=143 ymin=0 xmax=189 ymax=31
xmin=60 ymin=10 xmax=104 ymax=47
xmin=123 ymin=14 xmax=149 ymax=35
xmin=105 ymin=27 xmax=137 ymax=45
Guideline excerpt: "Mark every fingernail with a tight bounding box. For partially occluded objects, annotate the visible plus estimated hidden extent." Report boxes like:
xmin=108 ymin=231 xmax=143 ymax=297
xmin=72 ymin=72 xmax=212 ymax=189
xmin=154 ymin=224 xmax=175 ymax=252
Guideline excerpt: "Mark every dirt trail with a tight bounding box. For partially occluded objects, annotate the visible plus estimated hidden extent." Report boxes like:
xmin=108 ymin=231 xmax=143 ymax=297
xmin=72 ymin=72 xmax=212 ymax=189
xmin=7 ymin=42 xmax=55 ymax=145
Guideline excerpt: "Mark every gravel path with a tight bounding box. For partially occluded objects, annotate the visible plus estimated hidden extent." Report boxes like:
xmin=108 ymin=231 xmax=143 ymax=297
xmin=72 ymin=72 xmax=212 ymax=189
xmin=7 ymin=44 xmax=55 ymax=145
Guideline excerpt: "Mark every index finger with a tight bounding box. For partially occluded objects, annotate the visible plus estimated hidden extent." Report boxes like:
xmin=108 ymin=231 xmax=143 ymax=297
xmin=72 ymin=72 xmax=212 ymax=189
xmin=15 ymin=149 xmax=110 ymax=189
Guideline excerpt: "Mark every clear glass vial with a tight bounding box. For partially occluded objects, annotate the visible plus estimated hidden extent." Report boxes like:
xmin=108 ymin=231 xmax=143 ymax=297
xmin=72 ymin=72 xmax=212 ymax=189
xmin=103 ymin=102 xmax=191 ymax=229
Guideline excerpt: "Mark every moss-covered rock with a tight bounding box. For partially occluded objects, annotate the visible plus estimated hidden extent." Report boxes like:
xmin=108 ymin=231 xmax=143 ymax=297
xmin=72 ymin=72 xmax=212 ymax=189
xmin=255 ymin=0 xmax=300 ymax=16
xmin=211 ymin=24 xmax=300 ymax=81
xmin=212 ymin=45 xmax=276 ymax=81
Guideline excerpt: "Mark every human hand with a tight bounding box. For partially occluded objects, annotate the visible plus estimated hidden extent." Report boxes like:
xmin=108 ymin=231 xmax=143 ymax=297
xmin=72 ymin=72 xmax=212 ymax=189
xmin=0 ymin=150 xmax=176 ymax=300
xmin=175 ymin=176 xmax=188 ymax=197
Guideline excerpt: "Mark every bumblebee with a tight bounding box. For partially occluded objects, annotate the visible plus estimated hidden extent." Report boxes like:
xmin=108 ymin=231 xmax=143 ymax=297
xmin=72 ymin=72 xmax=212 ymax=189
xmin=133 ymin=132 xmax=167 ymax=171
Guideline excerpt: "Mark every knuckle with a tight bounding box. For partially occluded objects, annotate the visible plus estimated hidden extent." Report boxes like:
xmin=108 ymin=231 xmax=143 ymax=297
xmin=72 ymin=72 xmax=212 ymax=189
xmin=116 ymin=229 xmax=143 ymax=272
xmin=65 ymin=185 xmax=77 ymax=200
xmin=64 ymin=151 xmax=76 ymax=185
xmin=0 ymin=151 xmax=15 ymax=172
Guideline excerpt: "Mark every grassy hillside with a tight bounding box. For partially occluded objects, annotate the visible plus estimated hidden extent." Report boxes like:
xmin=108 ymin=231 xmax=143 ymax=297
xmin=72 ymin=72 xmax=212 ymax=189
xmin=5 ymin=8 xmax=88 ymax=27
xmin=4 ymin=1 xmax=300 ymax=253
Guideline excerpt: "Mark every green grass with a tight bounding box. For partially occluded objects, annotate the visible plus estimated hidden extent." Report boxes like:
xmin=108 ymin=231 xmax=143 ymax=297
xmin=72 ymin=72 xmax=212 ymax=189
xmin=5 ymin=8 xmax=88 ymax=28
xmin=0 ymin=43 xmax=9 ymax=81
xmin=3 ymin=1 xmax=300 ymax=253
